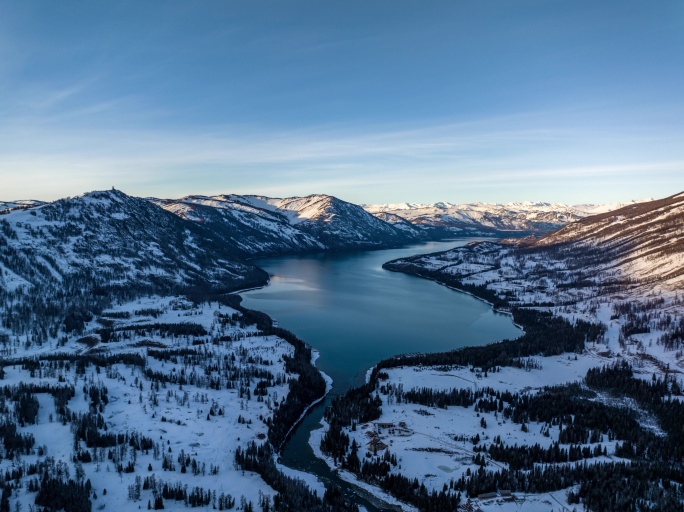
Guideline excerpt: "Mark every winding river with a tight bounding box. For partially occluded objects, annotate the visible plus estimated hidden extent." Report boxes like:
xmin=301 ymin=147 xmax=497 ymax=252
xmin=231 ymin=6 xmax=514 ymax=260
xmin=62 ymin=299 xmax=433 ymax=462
xmin=241 ymin=239 xmax=522 ymax=510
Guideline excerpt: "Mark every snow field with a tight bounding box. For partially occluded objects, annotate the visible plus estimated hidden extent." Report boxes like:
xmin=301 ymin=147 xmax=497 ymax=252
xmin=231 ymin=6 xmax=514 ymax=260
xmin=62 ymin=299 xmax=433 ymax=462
xmin=335 ymin=356 xmax=633 ymax=512
xmin=0 ymin=296 xmax=318 ymax=511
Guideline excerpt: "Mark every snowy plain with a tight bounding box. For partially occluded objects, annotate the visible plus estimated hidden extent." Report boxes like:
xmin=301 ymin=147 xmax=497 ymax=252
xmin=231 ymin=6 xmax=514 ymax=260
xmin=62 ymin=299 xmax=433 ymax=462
xmin=0 ymin=295 xmax=327 ymax=511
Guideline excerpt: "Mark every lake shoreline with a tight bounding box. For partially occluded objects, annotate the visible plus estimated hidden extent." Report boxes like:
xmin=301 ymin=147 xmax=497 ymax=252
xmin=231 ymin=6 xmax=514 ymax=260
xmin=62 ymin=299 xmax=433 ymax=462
xmin=240 ymin=239 xmax=522 ymax=510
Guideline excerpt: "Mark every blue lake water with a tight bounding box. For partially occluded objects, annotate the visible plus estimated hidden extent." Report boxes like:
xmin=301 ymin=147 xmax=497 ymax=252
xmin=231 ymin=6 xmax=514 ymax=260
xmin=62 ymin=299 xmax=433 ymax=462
xmin=241 ymin=239 xmax=522 ymax=509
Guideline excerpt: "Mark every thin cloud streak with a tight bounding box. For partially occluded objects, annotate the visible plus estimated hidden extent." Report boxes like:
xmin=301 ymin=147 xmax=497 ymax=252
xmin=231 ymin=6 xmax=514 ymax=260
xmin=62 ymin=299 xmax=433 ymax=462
xmin=1 ymin=112 xmax=683 ymax=203
xmin=0 ymin=117 xmax=677 ymax=163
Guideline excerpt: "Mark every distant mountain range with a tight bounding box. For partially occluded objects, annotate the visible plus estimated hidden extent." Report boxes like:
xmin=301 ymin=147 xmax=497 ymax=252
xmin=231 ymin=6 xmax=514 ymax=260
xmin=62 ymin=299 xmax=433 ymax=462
xmin=0 ymin=199 xmax=46 ymax=214
xmin=3 ymin=194 xmax=646 ymax=246
xmin=364 ymin=199 xmax=649 ymax=235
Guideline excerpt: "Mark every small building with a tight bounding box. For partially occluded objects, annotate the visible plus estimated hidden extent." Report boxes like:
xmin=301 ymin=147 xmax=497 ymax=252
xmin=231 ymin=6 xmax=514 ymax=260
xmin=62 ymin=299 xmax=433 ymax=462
xmin=368 ymin=439 xmax=388 ymax=454
xmin=460 ymin=501 xmax=475 ymax=512
xmin=375 ymin=422 xmax=395 ymax=429
xmin=478 ymin=492 xmax=498 ymax=500
xmin=499 ymin=490 xmax=514 ymax=501
xmin=393 ymin=427 xmax=413 ymax=436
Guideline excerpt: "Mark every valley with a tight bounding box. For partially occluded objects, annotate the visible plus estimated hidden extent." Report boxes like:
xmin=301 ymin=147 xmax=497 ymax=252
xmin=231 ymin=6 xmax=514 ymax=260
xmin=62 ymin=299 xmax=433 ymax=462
xmin=0 ymin=189 xmax=682 ymax=511
xmin=4 ymin=3 xmax=681 ymax=511
xmin=318 ymin=192 xmax=684 ymax=510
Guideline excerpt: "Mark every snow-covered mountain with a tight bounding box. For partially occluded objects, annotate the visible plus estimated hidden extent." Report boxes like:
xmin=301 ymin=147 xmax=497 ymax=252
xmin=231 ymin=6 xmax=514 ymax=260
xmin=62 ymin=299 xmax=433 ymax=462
xmin=388 ymin=192 xmax=684 ymax=305
xmin=0 ymin=189 xmax=266 ymax=337
xmin=524 ymin=191 xmax=684 ymax=289
xmin=0 ymin=189 xmax=430 ymax=337
xmin=364 ymin=199 xmax=648 ymax=235
xmin=153 ymin=193 xmax=427 ymax=256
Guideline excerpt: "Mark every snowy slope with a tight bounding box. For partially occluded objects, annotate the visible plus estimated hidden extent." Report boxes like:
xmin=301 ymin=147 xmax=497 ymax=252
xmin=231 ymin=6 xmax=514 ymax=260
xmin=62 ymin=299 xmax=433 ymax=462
xmin=526 ymin=192 xmax=684 ymax=289
xmin=271 ymin=194 xmax=427 ymax=248
xmin=153 ymin=194 xmax=325 ymax=257
xmin=0 ymin=189 xmax=266 ymax=338
xmin=0 ymin=295 xmax=327 ymax=512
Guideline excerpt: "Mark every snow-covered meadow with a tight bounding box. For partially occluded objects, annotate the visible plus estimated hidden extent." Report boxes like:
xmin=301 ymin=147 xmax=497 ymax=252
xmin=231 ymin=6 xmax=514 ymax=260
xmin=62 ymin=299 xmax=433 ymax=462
xmin=313 ymin=350 xmax=639 ymax=512
xmin=0 ymin=295 xmax=323 ymax=511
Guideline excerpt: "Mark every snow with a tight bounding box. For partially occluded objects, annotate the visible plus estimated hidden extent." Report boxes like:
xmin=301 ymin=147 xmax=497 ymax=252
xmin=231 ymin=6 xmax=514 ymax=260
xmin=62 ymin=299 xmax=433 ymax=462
xmin=0 ymin=262 xmax=32 ymax=292
xmin=275 ymin=461 xmax=327 ymax=498
xmin=158 ymin=194 xmax=338 ymax=226
xmin=364 ymin=199 xmax=649 ymax=233
xmin=321 ymin=354 xmax=633 ymax=512
xmin=383 ymin=354 xmax=599 ymax=395
xmin=308 ymin=419 xmax=420 ymax=512
xmin=0 ymin=295 xmax=317 ymax=511
xmin=270 ymin=195 xmax=335 ymax=224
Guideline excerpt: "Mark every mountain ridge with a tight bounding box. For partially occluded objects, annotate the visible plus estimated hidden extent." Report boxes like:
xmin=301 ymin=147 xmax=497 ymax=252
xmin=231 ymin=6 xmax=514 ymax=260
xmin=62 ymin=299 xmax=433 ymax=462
xmin=365 ymin=198 xmax=650 ymax=235
xmin=519 ymin=191 xmax=684 ymax=289
xmin=0 ymin=189 xmax=267 ymax=337
xmin=152 ymin=192 xmax=428 ymax=256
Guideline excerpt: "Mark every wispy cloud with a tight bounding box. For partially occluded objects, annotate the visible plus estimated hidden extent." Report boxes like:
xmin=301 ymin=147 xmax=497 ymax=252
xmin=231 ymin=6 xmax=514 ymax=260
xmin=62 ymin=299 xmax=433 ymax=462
xmin=1 ymin=101 xmax=683 ymax=203
xmin=1 ymin=0 xmax=682 ymax=204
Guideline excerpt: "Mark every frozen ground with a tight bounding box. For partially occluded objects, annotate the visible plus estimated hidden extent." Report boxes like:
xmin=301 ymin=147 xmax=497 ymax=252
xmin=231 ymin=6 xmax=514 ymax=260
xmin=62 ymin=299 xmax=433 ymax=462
xmin=0 ymin=295 xmax=327 ymax=511
xmin=311 ymin=236 xmax=684 ymax=511
xmin=315 ymin=351 xmax=634 ymax=511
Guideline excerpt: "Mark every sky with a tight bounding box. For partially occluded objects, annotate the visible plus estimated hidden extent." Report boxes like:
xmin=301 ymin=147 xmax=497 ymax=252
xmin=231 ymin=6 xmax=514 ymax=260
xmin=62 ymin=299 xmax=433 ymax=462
xmin=1 ymin=1 xmax=683 ymax=205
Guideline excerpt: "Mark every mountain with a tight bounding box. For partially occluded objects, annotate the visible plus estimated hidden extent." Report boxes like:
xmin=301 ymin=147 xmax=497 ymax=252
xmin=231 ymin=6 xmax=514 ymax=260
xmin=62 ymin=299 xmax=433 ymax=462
xmin=0 ymin=189 xmax=431 ymax=338
xmin=365 ymin=200 xmax=648 ymax=235
xmin=0 ymin=189 xmax=266 ymax=337
xmin=152 ymin=194 xmax=325 ymax=257
xmin=386 ymin=192 xmax=684 ymax=311
xmin=153 ymin=193 xmax=427 ymax=256
xmin=520 ymin=191 xmax=684 ymax=289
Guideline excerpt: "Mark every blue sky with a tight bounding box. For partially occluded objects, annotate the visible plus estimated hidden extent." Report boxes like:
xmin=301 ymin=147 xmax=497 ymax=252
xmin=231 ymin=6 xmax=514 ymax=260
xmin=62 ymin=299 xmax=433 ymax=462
xmin=1 ymin=1 xmax=683 ymax=204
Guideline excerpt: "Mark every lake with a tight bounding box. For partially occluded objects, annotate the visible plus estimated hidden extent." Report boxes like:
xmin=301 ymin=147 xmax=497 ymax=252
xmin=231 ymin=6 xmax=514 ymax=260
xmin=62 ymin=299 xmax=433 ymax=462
xmin=241 ymin=239 xmax=522 ymax=509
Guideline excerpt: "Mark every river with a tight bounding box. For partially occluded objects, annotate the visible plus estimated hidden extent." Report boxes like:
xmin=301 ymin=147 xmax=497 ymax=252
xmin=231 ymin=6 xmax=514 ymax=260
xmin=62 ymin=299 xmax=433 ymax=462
xmin=241 ymin=239 xmax=522 ymax=510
